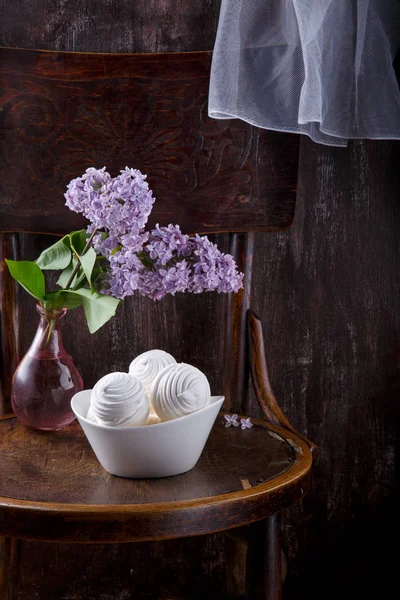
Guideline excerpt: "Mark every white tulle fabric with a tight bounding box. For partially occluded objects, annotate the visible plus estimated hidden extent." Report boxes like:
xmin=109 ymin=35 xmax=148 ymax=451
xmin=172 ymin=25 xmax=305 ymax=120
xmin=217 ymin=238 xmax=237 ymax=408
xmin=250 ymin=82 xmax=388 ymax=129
xmin=209 ymin=0 xmax=400 ymax=147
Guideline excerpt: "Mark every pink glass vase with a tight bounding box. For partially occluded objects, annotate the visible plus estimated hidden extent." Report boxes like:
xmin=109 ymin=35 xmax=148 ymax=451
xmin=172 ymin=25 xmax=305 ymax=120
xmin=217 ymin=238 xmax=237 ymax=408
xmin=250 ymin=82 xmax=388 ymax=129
xmin=11 ymin=304 xmax=83 ymax=431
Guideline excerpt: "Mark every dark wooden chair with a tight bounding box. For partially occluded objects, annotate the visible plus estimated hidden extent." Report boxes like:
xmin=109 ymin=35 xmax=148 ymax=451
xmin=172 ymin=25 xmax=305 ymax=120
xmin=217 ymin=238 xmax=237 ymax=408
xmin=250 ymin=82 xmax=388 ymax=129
xmin=0 ymin=47 xmax=315 ymax=600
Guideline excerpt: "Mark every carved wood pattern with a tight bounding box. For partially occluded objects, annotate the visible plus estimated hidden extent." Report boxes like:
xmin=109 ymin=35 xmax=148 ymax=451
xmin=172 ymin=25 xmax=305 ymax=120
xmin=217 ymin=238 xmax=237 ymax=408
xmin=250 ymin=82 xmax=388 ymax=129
xmin=0 ymin=47 xmax=299 ymax=235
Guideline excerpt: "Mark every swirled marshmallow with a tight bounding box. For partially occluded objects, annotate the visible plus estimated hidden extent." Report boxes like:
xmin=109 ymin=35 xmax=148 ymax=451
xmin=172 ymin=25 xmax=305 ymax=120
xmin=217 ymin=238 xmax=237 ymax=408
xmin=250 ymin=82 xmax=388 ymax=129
xmin=150 ymin=363 xmax=211 ymax=421
xmin=128 ymin=350 xmax=177 ymax=399
xmin=89 ymin=372 xmax=149 ymax=427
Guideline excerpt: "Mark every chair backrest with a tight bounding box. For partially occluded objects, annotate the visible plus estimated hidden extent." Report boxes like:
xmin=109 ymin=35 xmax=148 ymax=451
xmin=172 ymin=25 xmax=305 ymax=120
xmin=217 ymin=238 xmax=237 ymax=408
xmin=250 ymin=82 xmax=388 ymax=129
xmin=0 ymin=47 xmax=298 ymax=235
xmin=0 ymin=47 xmax=299 ymax=413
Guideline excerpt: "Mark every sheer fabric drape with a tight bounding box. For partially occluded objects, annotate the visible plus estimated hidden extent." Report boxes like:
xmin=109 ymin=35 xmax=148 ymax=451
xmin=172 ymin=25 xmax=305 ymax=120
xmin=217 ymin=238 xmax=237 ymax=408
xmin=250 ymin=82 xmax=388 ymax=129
xmin=209 ymin=0 xmax=400 ymax=146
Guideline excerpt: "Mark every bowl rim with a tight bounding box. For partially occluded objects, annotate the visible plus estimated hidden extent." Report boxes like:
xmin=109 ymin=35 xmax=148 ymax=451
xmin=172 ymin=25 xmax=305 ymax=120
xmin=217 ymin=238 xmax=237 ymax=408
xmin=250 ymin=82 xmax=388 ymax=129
xmin=71 ymin=390 xmax=225 ymax=431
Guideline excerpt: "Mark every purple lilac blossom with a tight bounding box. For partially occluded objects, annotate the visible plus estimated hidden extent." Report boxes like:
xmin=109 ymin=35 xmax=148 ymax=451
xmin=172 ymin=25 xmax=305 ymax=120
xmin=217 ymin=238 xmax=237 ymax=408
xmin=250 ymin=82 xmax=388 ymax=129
xmin=65 ymin=167 xmax=155 ymax=256
xmin=65 ymin=168 xmax=243 ymax=301
xmin=240 ymin=417 xmax=254 ymax=430
xmin=224 ymin=414 xmax=240 ymax=428
xmin=103 ymin=224 xmax=244 ymax=300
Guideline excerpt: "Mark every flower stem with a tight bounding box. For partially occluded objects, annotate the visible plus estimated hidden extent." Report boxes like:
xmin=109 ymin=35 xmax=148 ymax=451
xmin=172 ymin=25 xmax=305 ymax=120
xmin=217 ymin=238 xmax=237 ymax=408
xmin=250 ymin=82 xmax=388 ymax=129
xmin=44 ymin=319 xmax=54 ymax=347
xmin=64 ymin=229 xmax=98 ymax=290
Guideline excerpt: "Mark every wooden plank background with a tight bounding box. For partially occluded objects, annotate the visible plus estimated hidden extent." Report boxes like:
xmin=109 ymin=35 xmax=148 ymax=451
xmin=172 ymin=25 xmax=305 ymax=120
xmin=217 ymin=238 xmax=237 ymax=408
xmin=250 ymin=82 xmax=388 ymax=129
xmin=0 ymin=1 xmax=399 ymax=599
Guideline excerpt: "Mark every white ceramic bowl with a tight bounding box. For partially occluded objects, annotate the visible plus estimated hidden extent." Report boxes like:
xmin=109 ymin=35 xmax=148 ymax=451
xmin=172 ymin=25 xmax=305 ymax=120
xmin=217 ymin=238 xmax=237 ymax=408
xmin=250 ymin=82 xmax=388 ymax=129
xmin=71 ymin=390 xmax=224 ymax=478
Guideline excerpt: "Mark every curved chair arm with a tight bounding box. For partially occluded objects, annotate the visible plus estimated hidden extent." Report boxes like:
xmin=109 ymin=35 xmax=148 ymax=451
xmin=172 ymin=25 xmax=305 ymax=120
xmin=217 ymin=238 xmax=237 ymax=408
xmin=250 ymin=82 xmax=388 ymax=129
xmin=248 ymin=310 xmax=317 ymax=455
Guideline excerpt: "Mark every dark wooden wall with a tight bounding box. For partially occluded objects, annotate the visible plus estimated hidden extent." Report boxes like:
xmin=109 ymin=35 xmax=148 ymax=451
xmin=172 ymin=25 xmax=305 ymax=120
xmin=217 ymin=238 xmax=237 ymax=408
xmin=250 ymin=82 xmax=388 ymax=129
xmin=1 ymin=1 xmax=399 ymax=599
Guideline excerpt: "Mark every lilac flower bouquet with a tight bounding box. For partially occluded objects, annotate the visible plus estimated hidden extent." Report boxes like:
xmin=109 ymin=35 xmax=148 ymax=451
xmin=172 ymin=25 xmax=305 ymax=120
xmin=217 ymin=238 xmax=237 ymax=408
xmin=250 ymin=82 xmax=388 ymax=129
xmin=6 ymin=167 xmax=244 ymax=332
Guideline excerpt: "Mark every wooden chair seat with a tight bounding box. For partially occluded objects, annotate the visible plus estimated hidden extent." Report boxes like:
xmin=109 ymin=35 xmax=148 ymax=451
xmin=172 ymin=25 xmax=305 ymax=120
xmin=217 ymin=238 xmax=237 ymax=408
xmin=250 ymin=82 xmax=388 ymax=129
xmin=0 ymin=413 xmax=311 ymax=544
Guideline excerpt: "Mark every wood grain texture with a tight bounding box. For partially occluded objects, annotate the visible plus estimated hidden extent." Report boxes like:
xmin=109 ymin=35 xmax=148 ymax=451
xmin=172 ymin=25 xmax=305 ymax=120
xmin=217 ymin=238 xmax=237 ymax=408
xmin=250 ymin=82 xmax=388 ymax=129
xmin=0 ymin=414 xmax=312 ymax=543
xmin=0 ymin=415 xmax=295 ymax=505
xmin=249 ymin=138 xmax=400 ymax=600
xmin=0 ymin=46 xmax=298 ymax=236
xmin=223 ymin=233 xmax=254 ymax=412
xmin=0 ymin=234 xmax=21 ymax=414
xmin=0 ymin=1 xmax=398 ymax=599
xmin=246 ymin=515 xmax=282 ymax=600
xmin=15 ymin=535 xmax=228 ymax=600
xmin=225 ymin=533 xmax=247 ymax=597
xmin=248 ymin=309 xmax=317 ymax=455
xmin=0 ymin=537 xmax=21 ymax=600
xmin=0 ymin=0 xmax=223 ymax=54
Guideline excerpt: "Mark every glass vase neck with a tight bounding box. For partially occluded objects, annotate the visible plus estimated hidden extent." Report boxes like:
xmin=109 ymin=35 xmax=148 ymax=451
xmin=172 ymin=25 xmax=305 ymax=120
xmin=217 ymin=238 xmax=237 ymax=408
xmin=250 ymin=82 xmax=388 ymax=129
xmin=36 ymin=303 xmax=67 ymax=320
xmin=29 ymin=303 xmax=68 ymax=358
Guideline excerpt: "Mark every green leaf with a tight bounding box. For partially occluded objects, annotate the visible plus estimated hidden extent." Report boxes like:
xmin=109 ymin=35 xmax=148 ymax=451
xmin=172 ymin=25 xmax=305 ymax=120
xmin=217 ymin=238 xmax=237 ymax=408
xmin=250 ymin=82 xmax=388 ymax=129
xmin=72 ymin=270 xmax=87 ymax=290
xmin=67 ymin=288 xmax=120 ymax=333
xmin=43 ymin=291 xmax=84 ymax=310
xmin=56 ymin=260 xmax=86 ymax=289
xmin=35 ymin=236 xmax=72 ymax=271
xmin=42 ymin=291 xmax=65 ymax=309
xmin=79 ymin=247 xmax=97 ymax=286
xmin=137 ymin=251 xmax=154 ymax=270
xmin=69 ymin=230 xmax=88 ymax=255
xmin=90 ymin=267 xmax=103 ymax=293
xmin=91 ymin=267 xmax=102 ymax=282
xmin=56 ymin=259 xmax=74 ymax=288
xmin=5 ymin=260 xmax=45 ymax=300
xmin=110 ymin=245 xmax=122 ymax=256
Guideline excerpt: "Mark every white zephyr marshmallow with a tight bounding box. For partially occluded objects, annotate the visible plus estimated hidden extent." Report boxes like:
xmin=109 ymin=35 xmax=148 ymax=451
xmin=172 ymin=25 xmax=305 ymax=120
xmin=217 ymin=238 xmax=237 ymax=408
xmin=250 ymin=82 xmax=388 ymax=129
xmin=87 ymin=372 xmax=149 ymax=427
xmin=150 ymin=363 xmax=211 ymax=422
xmin=128 ymin=349 xmax=177 ymax=399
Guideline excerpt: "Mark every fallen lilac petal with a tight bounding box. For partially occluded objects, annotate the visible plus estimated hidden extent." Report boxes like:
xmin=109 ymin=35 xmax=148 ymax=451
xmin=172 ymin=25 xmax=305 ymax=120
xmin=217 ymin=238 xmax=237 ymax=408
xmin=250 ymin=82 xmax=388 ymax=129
xmin=224 ymin=414 xmax=240 ymax=428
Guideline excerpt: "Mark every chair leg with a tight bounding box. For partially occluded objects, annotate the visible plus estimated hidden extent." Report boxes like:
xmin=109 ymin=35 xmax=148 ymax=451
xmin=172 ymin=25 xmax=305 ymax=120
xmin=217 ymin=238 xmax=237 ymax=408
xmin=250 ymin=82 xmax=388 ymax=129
xmin=0 ymin=537 xmax=19 ymax=600
xmin=246 ymin=515 xmax=282 ymax=600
